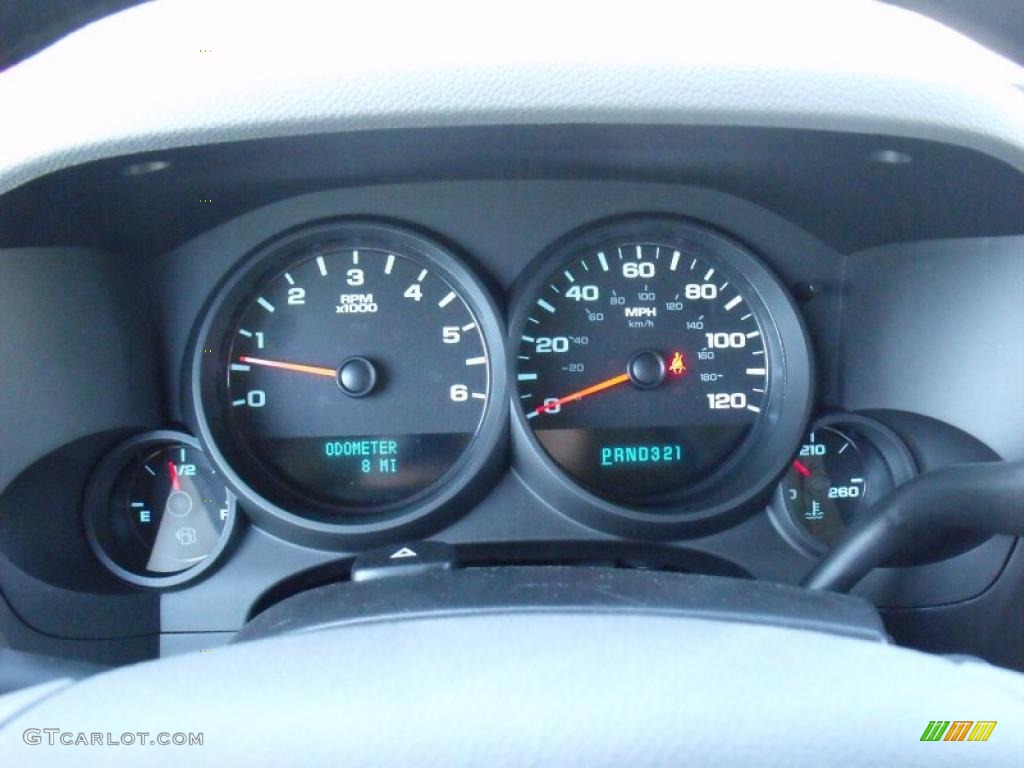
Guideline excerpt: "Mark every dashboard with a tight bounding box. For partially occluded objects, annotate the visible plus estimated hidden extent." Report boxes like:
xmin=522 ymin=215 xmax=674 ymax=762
xmin=5 ymin=3 xmax=1024 ymax=763
xmin=1 ymin=122 xmax=1023 ymax=671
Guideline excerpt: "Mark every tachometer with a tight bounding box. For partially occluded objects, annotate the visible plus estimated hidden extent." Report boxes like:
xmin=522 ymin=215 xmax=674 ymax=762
xmin=510 ymin=217 xmax=812 ymax=533
xmin=188 ymin=221 xmax=507 ymax=543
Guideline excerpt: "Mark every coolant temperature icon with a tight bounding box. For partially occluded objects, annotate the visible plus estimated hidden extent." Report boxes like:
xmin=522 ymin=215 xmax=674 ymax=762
xmin=805 ymin=500 xmax=824 ymax=520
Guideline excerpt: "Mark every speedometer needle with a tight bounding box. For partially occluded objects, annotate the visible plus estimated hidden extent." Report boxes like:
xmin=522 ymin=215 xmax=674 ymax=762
xmin=238 ymin=356 xmax=336 ymax=378
xmin=534 ymin=372 xmax=630 ymax=415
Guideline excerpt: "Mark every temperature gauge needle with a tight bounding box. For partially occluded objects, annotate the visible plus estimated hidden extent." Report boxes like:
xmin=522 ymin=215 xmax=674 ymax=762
xmin=792 ymin=460 xmax=813 ymax=478
xmin=534 ymin=372 xmax=630 ymax=415
xmin=238 ymin=356 xmax=336 ymax=378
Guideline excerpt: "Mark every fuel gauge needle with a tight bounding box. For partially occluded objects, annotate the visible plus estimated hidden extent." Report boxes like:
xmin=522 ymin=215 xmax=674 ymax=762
xmin=167 ymin=461 xmax=180 ymax=491
xmin=238 ymin=356 xmax=336 ymax=378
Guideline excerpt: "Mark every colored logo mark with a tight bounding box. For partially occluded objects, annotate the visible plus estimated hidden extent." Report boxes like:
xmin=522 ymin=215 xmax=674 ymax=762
xmin=920 ymin=721 xmax=997 ymax=742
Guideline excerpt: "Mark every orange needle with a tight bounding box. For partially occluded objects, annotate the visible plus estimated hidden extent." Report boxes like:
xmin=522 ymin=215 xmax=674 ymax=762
xmin=534 ymin=372 xmax=630 ymax=415
xmin=239 ymin=356 xmax=336 ymax=378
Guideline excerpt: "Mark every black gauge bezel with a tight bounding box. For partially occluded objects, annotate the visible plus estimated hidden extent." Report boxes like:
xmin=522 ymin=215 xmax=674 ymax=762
xmin=508 ymin=215 xmax=814 ymax=539
xmin=769 ymin=412 xmax=918 ymax=556
xmin=83 ymin=430 xmax=239 ymax=589
xmin=185 ymin=219 xmax=508 ymax=549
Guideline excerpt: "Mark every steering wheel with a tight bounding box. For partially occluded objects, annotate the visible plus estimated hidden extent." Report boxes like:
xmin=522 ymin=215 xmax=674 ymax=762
xmin=2 ymin=567 xmax=1022 ymax=765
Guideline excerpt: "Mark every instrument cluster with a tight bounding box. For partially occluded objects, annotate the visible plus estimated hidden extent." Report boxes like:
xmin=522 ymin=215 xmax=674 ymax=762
xmin=83 ymin=214 xmax=909 ymax=586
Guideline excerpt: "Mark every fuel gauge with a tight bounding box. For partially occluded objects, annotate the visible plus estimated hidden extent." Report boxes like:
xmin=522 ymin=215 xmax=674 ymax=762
xmin=85 ymin=431 xmax=237 ymax=588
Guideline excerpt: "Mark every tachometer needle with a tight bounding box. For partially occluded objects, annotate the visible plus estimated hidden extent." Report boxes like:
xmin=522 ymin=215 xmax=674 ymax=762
xmin=792 ymin=460 xmax=812 ymax=478
xmin=168 ymin=461 xmax=180 ymax=491
xmin=238 ymin=356 xmax=336 ymax=378
xmin=534 ymin=372 xmax=630 ymax=415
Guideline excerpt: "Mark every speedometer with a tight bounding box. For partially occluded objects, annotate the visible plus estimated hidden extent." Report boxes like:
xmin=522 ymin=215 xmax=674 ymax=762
xmin=510 ymin=217 xmax=812 ymax=532
xmin=188 ymin=221 xmax=507 ymax=544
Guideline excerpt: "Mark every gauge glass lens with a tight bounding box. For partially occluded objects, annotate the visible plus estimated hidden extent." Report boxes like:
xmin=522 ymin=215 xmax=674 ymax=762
xmin=104 ymin=443 xmax=232 ymax=576
xmin=781 ymin=427 xmax=865 ymax=546
xmin=221 ymin=245 xmax=488 ymax=512
xmin=515 ymin=240 xmax=769 ymax=503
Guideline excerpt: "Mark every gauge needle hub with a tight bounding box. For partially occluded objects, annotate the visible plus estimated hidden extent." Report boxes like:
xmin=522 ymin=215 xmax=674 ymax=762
xmin=238 ymin=356 xmax=336 ymax=378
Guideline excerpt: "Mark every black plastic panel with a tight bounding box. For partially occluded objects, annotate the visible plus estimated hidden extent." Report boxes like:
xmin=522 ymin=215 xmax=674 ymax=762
xmin=0 ymin=248 xmax=162 ymax=493
xmin=239 ymin=567 xmax=888 ymax=645
xmin=0 ymin=126 xmax=1022 ymax=671
xmin=841 ymin=237 xmax=1024 ymax=462
xmin=2 ymin=126 xmax=1022 ymax=256
xmin=0 ymin=434 xmax=160 ymax=640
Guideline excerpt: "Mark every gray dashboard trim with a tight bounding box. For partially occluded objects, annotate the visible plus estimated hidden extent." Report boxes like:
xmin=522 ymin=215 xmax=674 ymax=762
xmin=1 ymin=1 xmax=1023 ymax=194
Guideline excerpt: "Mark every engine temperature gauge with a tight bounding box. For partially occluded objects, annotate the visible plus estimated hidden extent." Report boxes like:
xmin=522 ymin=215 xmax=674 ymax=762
xmin=782 ymin=427 xmax=866 ymax=547
xmin=85 ymin=431 xmax=237 ymax=588
xmin=773 ymin=413 xmax=917 ymax=555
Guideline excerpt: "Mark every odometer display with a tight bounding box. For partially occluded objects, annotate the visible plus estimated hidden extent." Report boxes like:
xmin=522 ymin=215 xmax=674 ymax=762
xmin=191 ymin=222 xmax=504 ymax=530
xmin=514 ymin=220 xmax=778 ymax=506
